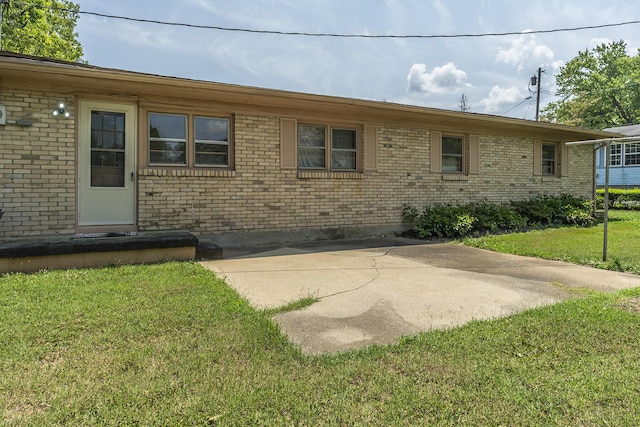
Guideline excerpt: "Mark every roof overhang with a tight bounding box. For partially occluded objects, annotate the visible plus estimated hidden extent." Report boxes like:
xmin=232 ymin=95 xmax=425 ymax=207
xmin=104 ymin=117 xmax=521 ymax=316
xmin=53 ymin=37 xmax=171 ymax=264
xmin=604 ymin=124 xmax=640 ymax=137
xmin=567 ymin=136 xmax=640 ymax=148
xmin=0 ymin=52 xmax=622 ymax=141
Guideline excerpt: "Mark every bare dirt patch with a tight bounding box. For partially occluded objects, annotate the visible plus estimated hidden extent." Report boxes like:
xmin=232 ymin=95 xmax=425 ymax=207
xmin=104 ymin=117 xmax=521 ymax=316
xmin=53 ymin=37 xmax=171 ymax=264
xmin=617 ymin=297 xmax=640 ymax=314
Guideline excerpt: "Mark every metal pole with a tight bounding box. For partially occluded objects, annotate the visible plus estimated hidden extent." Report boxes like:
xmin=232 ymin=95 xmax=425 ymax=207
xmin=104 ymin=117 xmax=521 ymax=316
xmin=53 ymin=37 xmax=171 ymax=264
xmin=592 ymin=146 xmax=597 ymax=216
xmin=603 ymin=141 xmax=610 ymax=262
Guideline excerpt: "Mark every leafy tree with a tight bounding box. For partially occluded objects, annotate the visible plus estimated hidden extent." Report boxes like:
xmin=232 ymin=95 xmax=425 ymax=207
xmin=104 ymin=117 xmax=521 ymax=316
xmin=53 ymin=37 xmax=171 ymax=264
xmin=1 ymin=0 xmax=83 ymax=61
xmin=542 ymin=41 xmax=640 ymax=129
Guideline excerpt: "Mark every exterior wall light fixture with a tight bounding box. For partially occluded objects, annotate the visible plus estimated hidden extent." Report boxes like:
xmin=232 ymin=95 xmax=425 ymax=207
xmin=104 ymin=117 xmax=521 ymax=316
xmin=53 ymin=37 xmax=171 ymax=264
xmin=52 ymin=102 xmax=70 ymax=118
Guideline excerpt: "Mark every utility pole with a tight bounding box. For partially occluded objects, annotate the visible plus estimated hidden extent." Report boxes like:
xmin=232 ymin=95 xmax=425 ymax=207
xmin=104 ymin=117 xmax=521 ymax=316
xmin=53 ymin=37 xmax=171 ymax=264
xmin=535 ymin=67 xmax=542 ymax=121
xmin=530 ymin=67 xmax=545 ymax=121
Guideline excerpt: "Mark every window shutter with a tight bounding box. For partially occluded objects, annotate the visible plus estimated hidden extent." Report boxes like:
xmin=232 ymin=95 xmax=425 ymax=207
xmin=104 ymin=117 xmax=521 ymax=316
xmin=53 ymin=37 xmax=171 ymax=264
xmin=469 ymin=134 xmax=480 ymax=174
xmin=280 ymin=118 xmax=297 ymax=169
xmin=533 ymin=139 xmax=542 ymax=176
xmin=364 ymin=125 xmax=378 ymax=171
xmin=561 ymin=143 xmax=569 ymax=177
xmin=430 ymin=130 xmax=442 ymax=173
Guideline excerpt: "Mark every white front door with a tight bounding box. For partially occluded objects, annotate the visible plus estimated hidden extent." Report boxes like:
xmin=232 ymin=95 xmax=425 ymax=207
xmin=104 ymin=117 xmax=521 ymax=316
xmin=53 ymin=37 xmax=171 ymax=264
xmin=78 ymin=100 xmax=136 ymax=227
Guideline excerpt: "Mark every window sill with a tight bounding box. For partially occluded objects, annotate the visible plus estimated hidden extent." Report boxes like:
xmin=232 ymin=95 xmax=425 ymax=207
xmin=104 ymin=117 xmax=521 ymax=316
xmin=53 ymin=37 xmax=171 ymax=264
xmin=139 ymin=168 xmax=235 ymax=178
xmin=440 ymin=174 xmax=468 ymax=181
xmin=297 ymin=171 xmax=363 ymax=179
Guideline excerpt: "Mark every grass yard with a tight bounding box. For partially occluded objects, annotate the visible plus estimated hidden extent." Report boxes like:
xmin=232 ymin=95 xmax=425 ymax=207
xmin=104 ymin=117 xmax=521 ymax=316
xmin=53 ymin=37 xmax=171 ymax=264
xmin=2 ymin=261 xmax=640 ymax=425
xmin=464 ymin=210 xmax=640 ymax=274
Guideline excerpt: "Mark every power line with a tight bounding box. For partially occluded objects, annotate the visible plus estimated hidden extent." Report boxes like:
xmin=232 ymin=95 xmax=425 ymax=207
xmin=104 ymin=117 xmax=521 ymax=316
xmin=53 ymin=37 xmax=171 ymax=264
xmin=47 ymin=6 xmax=640 ymax=39
xmin=523 ymin=97 xmax=534 ymax=120
xmin=501 ymin=96 xmax=533 ymax=116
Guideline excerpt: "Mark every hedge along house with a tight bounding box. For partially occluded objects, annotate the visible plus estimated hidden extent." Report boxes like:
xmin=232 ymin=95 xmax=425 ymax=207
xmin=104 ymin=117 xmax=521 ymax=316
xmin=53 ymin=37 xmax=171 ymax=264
xmin=0 ymin=52 xmax=617 ymax=245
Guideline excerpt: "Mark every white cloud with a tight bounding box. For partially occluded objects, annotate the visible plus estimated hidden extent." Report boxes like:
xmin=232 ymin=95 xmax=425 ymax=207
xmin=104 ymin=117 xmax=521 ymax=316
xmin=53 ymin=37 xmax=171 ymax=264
xmin=550 ymin=60 xmax=564 ymax=71
xmin=590 ymin=37 xmax=613 ymax=48
xmin=74 ymin=0 xmax=640 ymax=119
xmin=480 ymin=85 xmax=527 ymax=114
xmin=496 ymin=33 xmax=554 ymax=71
xmin=407 ymin=62 xmax=471 ymax=95
xmin=433 ymin=0 xmax=452 ymax=28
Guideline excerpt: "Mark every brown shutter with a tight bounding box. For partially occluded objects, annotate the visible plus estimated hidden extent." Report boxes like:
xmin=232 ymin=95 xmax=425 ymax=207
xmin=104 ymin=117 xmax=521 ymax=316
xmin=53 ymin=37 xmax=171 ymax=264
xmin=469 ymin=134 xmax=480 ymax=174
xmin=430 ymin=130 xmax=442 ymax=173
xmin=364 ymin=125 xmax=378 ymax=171
xmin=280 ymin=118 xmax=297 ymax=169
xmin=533 ymin=139 xmax=542 ymax=176
xmin=561 ymin=142 xmax=569 ymax=177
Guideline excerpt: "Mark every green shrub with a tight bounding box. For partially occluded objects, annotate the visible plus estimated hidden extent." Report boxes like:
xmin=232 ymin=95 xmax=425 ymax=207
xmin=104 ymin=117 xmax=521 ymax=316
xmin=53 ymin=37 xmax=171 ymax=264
xmin=563 ymin=202 xmax=597 ymax=226
xmin=453 ymin=213 xmax=476 ymax=236
xmin=402 ymin=204 xmax=472 ymax=238
xmin=403 ymin=195 xmax=594 ymax=240
xmin=596 ymin=188 xmax=640 ymax=210
xmin=401 ymin=204 xmax=419 ymax=224
xmin=402 ymin=202 xmax=526 ymax=239
xmin=510 ymin=194 xmax=595 ymax=227
xmin=509 ymin=196 xmax=555 ymax=225
xmin=467 ymin=201 xmax=527 ymax=232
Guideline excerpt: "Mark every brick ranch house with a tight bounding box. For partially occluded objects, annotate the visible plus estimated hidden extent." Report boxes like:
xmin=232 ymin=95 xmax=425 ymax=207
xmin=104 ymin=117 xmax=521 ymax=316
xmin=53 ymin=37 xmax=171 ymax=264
xmin=0 ymin=52 xmax=617 ymax=243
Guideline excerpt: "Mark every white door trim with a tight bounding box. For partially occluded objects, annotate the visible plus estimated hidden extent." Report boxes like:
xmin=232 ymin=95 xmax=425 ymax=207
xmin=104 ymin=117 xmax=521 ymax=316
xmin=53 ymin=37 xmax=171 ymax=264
xmin=77 ymin=100 xmax=137 ymax=228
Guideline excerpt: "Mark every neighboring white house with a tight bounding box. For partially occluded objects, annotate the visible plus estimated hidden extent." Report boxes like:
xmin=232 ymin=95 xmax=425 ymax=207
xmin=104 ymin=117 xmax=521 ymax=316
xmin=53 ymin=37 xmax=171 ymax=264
xmin=596 ymin=124 xmax=640 ymax=188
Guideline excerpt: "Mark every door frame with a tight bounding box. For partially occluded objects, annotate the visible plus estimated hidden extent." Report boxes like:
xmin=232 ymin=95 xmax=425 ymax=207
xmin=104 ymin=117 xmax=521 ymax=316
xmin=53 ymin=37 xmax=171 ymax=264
xmin=76 ymin=99 xmax=138 ymax=233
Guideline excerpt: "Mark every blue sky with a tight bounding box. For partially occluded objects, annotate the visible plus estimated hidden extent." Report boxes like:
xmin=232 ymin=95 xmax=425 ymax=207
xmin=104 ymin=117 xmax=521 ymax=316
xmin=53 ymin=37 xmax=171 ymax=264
xmin=74 ymin=0 xmax=640 ymax=120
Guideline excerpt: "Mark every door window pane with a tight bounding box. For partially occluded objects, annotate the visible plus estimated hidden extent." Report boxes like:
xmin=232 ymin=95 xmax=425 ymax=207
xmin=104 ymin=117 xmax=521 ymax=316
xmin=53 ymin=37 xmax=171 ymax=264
xmin=91 ymin=111 xmax=126 ymax=187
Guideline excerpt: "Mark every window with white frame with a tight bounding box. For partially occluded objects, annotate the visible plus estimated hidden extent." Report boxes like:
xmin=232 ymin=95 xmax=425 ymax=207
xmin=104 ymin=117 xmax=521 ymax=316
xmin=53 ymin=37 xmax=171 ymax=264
xmin=148 ymin=113 xmax=231 ymax=168
xmin=624 ymin=142 xmax=640 ymax=166
xmin=442 ymin=135 xmax=464 ymax=173
xmin=298 ymin=124 xmax=358 ymax=171
xmin=609 ymin=143 xmax=622 ymax=166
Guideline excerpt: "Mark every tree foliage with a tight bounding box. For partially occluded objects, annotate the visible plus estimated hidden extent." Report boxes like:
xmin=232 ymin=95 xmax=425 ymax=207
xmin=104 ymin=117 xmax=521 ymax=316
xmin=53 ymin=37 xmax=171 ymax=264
xmin=1 ymin=0 xmax=83 ymax=61
xmin=542 ymin=41 xmax=640 ymax=129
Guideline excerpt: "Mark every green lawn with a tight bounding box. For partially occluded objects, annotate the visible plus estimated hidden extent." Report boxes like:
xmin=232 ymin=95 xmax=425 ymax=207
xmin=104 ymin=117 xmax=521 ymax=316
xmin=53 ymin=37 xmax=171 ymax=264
xmin=2 ymin=261 xmax=640 ymax=425
xmin=464 ymin=210 xmax=640 ymax=274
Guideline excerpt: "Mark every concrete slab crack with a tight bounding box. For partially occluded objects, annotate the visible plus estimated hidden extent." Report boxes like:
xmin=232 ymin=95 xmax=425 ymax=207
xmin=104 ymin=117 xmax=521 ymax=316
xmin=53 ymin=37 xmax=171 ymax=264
xmin=318 ymin=252 xmax=384 ymax=299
